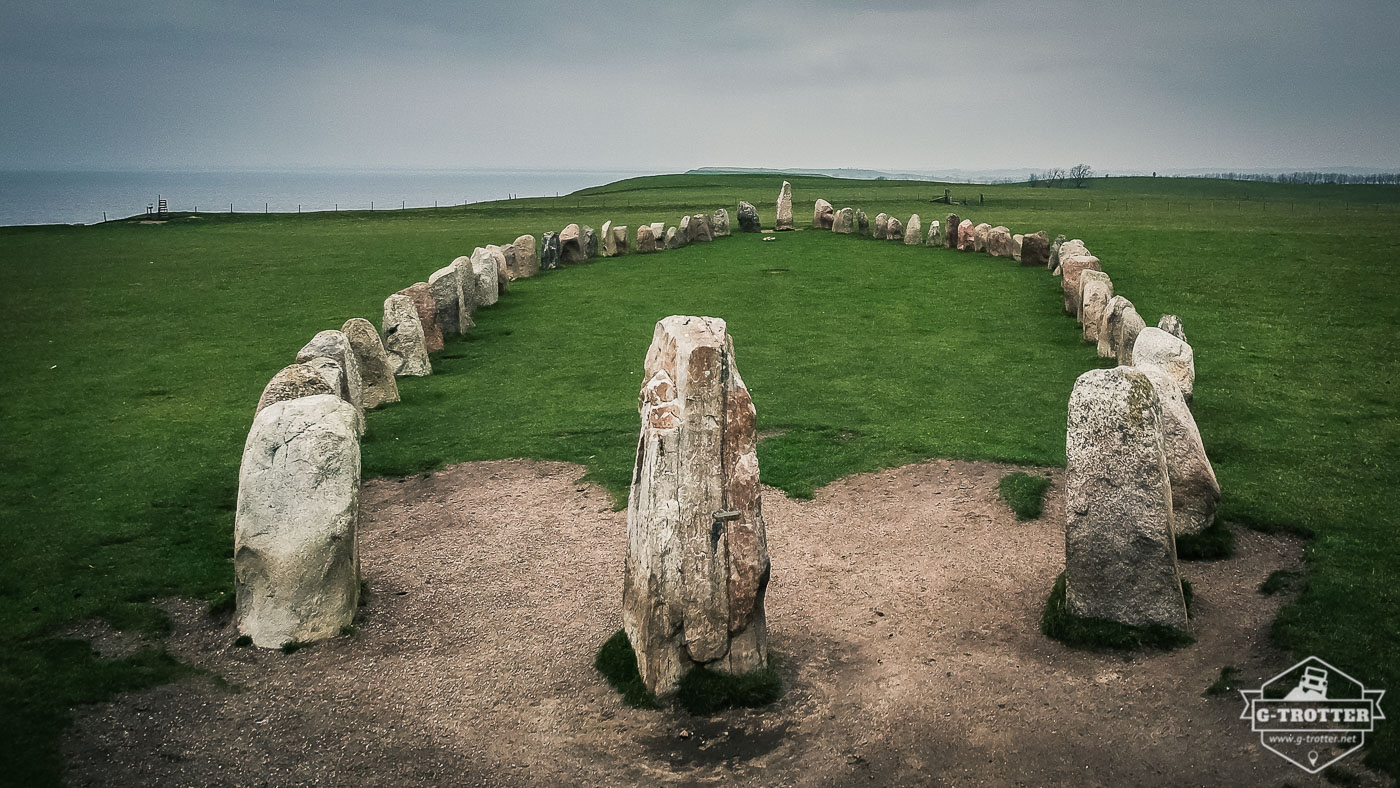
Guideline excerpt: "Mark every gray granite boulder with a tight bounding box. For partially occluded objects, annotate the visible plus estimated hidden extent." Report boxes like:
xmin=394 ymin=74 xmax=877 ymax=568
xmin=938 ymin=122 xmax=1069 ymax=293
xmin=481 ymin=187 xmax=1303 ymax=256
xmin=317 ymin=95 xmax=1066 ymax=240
xmin=904 ymin=214 xmax=922 ymax=245
xmin=1097 ymin=296 xmax=1134 ymax=360
xmin=776 ymin=181 xmax=794 ymax=230
xmin=513 ymin=234 xmax=539 ymax=277
xmin=1079 ymin=270 xmax=1114 ymax=340
xmin=382 ymin=293 xmax=431 ymax=377
xmin=831 ymin=207 xmax=853 ymax=234
xmin=582 ymin=225 xmax=598 ymax=258
xmin=1139 ymin=366 xmax=1219 ymax=536
xmin=665 ymin=226 xmax=682 ymax=249
xmin=600 ymin=221 xmax=616 ymax=257
xmin=256 ymin=363 xmax=335 ymax=415
xmin=1020 ymin=231 xmax=1050 ymax=267
xmin=1116 ymin=306 xmax=1146 ymax=366
xmin=1133 ymin=327 xmax=1195 ymax=403
xmin=925 ymin=220 xmax=942 ymax=247
xmin=341 ymin=317 xmax=399 ymax=409
xmin=875 ymin=213 xmax=889 ymax=239
xmin=296 ymin=330 xmax=363 ymax=408
xmin=636 ymin=224 xmax=657 ymax=253
xmin=540 ymin=231 xmax=561 ymax=270
xmin=1158 ymin=315 xmax=1187 ymax=343
xmin=1049 ymin=234 xmax=1068 ymax=271
xmin=737 ymin=201 xmax=760 ymax=233
xmin=689 ymin=213 xmax=713 ymax=243
xmin=1012 ymin=234 xmax=1024 ymax=261
xmin=428 ymin=263 xmax=467 ymax=335
xmin=559 ymin=224 xmax=587 ymax=264
xmin=813 ymin=198 xmax=834 ymax=229
xmin=469 ymin=248 xmax=499 ymax=307
xmin=987 ymin=226 xmax=1013 ymax=257
xmin=886 ymin=216 xmax=903 ymax=241
xmin=711 ymin=209 xmax=730 ymax=237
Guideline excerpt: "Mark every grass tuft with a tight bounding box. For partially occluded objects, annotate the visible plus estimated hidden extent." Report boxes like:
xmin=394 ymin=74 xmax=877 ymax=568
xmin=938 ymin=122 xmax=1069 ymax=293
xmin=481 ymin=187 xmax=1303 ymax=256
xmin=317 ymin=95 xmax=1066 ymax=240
xmin=1259 ymin=569 xmax=1303 ymax=596
xmin=997 ymin=472 xmax=1053 ymax=520
xmin=1204 ymin=665 xmax=1243 ymax=697
xmin=1041 ymin=573 xmax=1195 ymax=651
xmin=1175 ymin=520 xmax=1235 ymax=560
xmin=594 ymin=630 xmax=658 ymax=709
xmin=233 ymin=635 xmax=252 ymax=648
xmin=206 ymin=590 xmax=235 ymax=618
xmin=280 ymin=640 xmax=311 ymax=655
xmin=675 ymin=660 xmax=783 ymax=716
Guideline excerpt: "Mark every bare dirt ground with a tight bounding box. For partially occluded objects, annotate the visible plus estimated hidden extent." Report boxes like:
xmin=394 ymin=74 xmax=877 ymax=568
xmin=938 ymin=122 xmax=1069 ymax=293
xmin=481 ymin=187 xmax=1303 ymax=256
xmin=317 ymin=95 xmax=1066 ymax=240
xmin=62 ymin=458 xmax=1381 ymax=787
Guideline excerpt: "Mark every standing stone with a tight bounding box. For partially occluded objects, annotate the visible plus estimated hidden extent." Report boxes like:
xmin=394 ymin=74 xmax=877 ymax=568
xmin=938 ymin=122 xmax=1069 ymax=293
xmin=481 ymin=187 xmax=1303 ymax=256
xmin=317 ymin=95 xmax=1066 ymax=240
xmin=536 ymin=230 xmax=559 ymax=271
xmin=776 ymin=181 xmax=794 ymax=230
xmin=737 ymin=201 xmax=761 ymax=233
xmin=649 ymin=222 xmax=666 ymax=245
xmin=1020 ymin=231 xmax=1050 ymax=267
xmin=944 ymin=213 xmax=960 ymax=248
xmin=678 ymin=216 xmax=692 ymax=245
xmin=256 ymin=363 xmax=335 ymax=415
xmin=813 ymin=198 xmax=834 ymax=229
xmin=665 ymin=226 xmax=682 ymax=249
xmin=636 ymin=224 xmax=658 ymax=253
xmin=711 ymin=209 xmax=731 ymax=237
xmin=886 ymin=216 xmax=903 ymax=241
xmin=611 ymin=225 xmax=630 ymax=255
xmin=296 ymin=330 xmax=364 ymax=408
xmin=303 ymin=358 xmax=343 ymax=400
xmin=874 ymin=213 xmax=889 ymax=239
xmin=469 ymin=248 xmax=500 ymax=308
xmin=1059 ymin=252 xmax=1102 ymax=315
xmin=623 ymin=316 xmax=769 ymax=697
xmin=926 ymin=220 xmax=943 ymax=247
xmin=341 ymin=318 xmax=400 ymax=409
xmin=1064 ymin=367 xmax=1188 ymax=631
xmin=1079 ymin=270 xmax=1114 ymax=340
xmin=600 ymin=220 xmax=616 ymax=257
xmin=582 ymin=226 xmax=598 ymax=258
xmin=831 ymin=207 xmax=854 ymax=234
xmin=973 ymin=223 xmax=992 ymax=252
xmin=1097 ymin=296 xmax=1134 ymax=360
xmin=856 ymin=209 xmax=869 ymax=235
xmin=428 ymin=264 xmax=467 ymax=335
xmin=451 ymin=256 xmax=477 ymax=329
xmin=484 ymin=245 xmax=509 ymax=296
xmin=1139 ymin=366 xmax=1219 ymax=536
xmin=903 ymin=214 xmax=922 ymax=245
xmin=560 ymin=224 xmax=587 ymax=264
xmin=513 ymin=234 xmax=539 ymax=277
xmin=957 ymin=219 xmax=976 ymax=251
xmin=1116 ymin=306 xmax=1147 ymax=366
xmin=1012 ymin=234 xmax=1024 ymax=261
xmin=1133 ymin=328 xmax=1196 ymax=403
xmin=235 ymin=394 xmax=363 ymax=649
xmin=1158 ymin=315 xmax=1187 ymax=343
xmin=689 ymin=214 xmax=713 ymax=243
xmin=987 ymin=226 xmax=1013 ymax=257
xmin=1049 ymin=234 xmax=1068 ymax=270
xmin=381 ymin=294 xmax=431 ymax=377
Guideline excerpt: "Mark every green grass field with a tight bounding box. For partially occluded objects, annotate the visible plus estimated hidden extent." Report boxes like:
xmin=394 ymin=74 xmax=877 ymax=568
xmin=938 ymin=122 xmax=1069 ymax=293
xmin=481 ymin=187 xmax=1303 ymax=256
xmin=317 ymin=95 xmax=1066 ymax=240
xmin=1 ymin=174 xmax=1397 ymax=784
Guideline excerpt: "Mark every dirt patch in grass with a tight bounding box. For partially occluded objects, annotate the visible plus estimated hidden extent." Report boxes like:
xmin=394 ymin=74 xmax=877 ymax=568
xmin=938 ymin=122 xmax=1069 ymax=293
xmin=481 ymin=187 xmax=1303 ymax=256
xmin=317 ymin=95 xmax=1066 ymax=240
xmin=64 ymin=458 xmax=1347 ymax=786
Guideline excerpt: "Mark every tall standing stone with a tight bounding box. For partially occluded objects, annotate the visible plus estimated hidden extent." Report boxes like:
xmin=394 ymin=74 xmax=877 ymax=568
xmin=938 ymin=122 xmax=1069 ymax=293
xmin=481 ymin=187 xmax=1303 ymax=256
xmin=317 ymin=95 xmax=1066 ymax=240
xmin=1079 ymin=270 xmax=1114 ymax=340
xmin=926 ymin=220 xmax=942 ymax=247
xmin=513 ymin=234 xmax=539 ymax=277
xmin=957 ymin=219 xmax=976 ymax=251
xmin=256 ymin=363 xmax=335 ymax=415
xmin=582 ymin=226 xmax=598 ymax=258
xmin=600 ymin=220 xmax=616 ymax=257
xmin=885 ymin=216 xmax=903 ymax=241
xmin=1064 ymin=367 xmax=1188 ymax=631
xmin=944 ymin=213 xmax=959 ymax=248
xmin=875 ymin=213 xmax=889 ymax=239
xmin=856 ymin=209 xmax=869 ymax=235
xmin=665 ymin=226 xmax=682 ymax=249
xmin=1133 ymin=327 xmax=1196 ymax=403
xmin=451 ymin=255 xmax=477 ymax=329
xmin=903 ymin=214 xmax=921 ymax=245
xmin=973 ymin=223 xmax=992 ymax=252
xmin=636 ymin=224 xmax=657 ymax=253
xmin=485 ymin=245 xmax=510 ymax=295
xmin=235 ymin=394 xmax=363 ymax=648
xmin=382 ymin=294 xmax=431 ymax=377
xmin=689 ymin=214 xmax=713 ymax=243
xmin=987 ymin=226 xmax=1013 ymax=257
xmin=1049 ymin=234 xmax=1068 ymax=271
xmin=831 ymin=207 xmax=854 ymax=234
xmin=711 ymin=209 xmax=731 ymax=237
xmin=623 ymin=316 xmax=770 ymax=697
xmin=1116 ymin=306 xmax=1146 ymax=366
xmin=341 ymin=318 xmax=400 ymax=409
xmin=737 ymin=201 xmax=761 ymax=233
xmin=649 ymin=222 xmax=666 ymax=245
xmin=559 ymin=224 xmax=587 ymax=264
xmin=428 ymin=263 xmax=467 ymax=335
xmin=1020 ymin=231 xmax=1050 ymax=267
xmin=678 ymin=216 xmax=692 ymax=244
xmin=470 ymin=247 xmax=500 ymax=307
xmin=1012 ymin=234 xmax=1024 ymax=261
xmin=1097 ymin=295 xmax=1134 ymax=360
xmin=776 ymin=181 xmax=794 ymax=230
xmin=296 ymin=330 xmax=364 ymax=408
xmin=813 ymin=198 xmax=834 ymax=229
xmin=1139 ymin=366 xmax=1219 ymax=536
xmin=1059 ymin=252 xmax=1102 ymax=315
xmin=611 ymin=224 xmax=630 ymax=255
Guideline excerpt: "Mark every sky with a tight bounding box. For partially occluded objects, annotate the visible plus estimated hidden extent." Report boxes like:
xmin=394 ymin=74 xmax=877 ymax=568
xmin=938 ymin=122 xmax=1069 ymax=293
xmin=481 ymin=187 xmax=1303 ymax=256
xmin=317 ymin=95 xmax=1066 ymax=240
xmin=1 ymin=0 xmax=1397 ymax=173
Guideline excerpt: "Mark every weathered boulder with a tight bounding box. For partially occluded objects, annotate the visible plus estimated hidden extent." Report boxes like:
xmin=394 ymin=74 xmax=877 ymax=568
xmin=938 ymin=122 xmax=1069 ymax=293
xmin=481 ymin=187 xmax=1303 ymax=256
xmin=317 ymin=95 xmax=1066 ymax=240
xmin=623 ymin=316 xmax=769 ymax=697
xmin=382 ymin=294 xmax=431 ymax=377
xmin=856 ymin=209 xmax=869 ymax=235
xmin=296 ymin=330 xmax=364 ymax=408
xmin=1158 ymin=314 xmax=1187 ymax=343
xmin=582 ymin=226 xmax=598 ymax=258
xmin=1020 ymin=231 xmax=1050 ymax=267
xmin=636 ymin=224 xmax=658 ymax=253
xmin=485 ymin=244 xmax=510 ymax=295
xmin=400 ymin=281 xmax=442 ymax=352
xmin=513 ymin=234 xmax=539 ymax=277
xmin=560 ymin=224 xmax=587 ymax=264
xmin=256 ymin=363 xmax=335 ymax=415
xmin=611 ymin=225 xmax=630 ymax=255
xmin=600 ymin=220 xmax=616 ymax=257
xmin=1012 ymin=234 xmax=1024 ymax=261
xmin=1059 ymin=252 xmax=1102 ymax=315
xmin=539 ymin=231 xmax=560 ymax=271
xmin=303 ymin=358 xmax=343 ymax=399
xmin=737 ymin=201 xmax=761 ymax=233
xmin=1133 ymin=328 xmax=1195 ymax=403
xmin=649 ymin=222 xmax=666 ymax=246
xmin=831 ymin=207 xmax=853 ymax=234
xmin=1065 ymin=367 xmax=1189 ymax=631
xmin=813 ymin=198 xmax=834 ymax=229
xmin=875 ymin=213 xmax=889 ymax=239
xmin=450 ymin=256 xmax=478 ymax=329
xmin=944 ymin=213 xmax=960 ymax=248
xmin=904 ymin=214 xmax=922 ymax=245
xmin=1079 ymin=270 xmax=1114 ymax=340
xmin=665 ymin=226 xmax=682 ymax=249
xmin=1097 ymin=296 xmax=1134 ymax=360
xmin=711 ymin=209 xmax=731 ymax=237
xmin=678 ymin=216 xmax=692 ymax=244
xmin=957 ymin=219 xmax=976 ymax=251
xmin=926 ymin=220 xmax=943 ymax=247
xmin=973 ymin=223 xmax=992 ymax=252
xmin=341 ymin=318 xmax=399 ymax=409
xmin=235 ymin=394 xmax=363 ymax=648
xmin=1050 ymin=235 xmax=1070 ymax=272
xmin=776 ymin=181 xmax=794 ymax=230
xmin=469 ymin=248 xmax=500 ymax=307
xmin=1116 ymin=306 xmax=1146 ymax=366
xmin=428 ymin=263 xmax=467 ymax=335
xmin=886 ymin=216 xmax=903 ymax=241
xmin=987 ymin=226 xmax=1014 ymax=257
xmin=689 ymin=213 xmax=713 ymax=243
xmin=1139 ymin=366 xmax=1219 ymax=536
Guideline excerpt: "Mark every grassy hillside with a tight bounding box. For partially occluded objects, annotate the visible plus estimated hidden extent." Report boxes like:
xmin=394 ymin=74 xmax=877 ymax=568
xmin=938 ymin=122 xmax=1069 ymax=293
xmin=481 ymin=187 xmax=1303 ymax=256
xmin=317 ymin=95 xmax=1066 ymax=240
xmin=1 ymin=175 xmax=1397 ymax=783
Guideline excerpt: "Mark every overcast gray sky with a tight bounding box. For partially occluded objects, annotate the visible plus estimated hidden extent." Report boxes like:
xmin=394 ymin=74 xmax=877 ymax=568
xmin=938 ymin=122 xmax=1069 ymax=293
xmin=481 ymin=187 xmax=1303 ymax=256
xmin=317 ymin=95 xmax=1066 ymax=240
xmin=2 ymin=0 xmax=1397 ymax=172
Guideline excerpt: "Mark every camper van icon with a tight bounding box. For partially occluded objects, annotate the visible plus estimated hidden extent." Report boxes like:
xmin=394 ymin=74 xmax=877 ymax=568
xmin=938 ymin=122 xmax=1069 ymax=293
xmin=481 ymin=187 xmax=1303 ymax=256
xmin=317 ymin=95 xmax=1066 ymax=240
xmin=1284 ymin=666 xmax=1330 ymax=701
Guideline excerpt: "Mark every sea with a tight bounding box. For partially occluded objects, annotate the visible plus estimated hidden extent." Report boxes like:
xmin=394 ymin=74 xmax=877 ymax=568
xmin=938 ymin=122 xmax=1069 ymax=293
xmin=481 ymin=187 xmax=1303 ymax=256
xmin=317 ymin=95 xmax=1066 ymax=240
xmin=0 ymin=168 xmax=655 ymax=227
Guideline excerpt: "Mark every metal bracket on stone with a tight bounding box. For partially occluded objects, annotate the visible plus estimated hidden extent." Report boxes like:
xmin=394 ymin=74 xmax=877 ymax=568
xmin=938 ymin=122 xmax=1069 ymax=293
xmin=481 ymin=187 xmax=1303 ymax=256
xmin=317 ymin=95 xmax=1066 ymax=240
xmin=711 ymin=509 xmax=742 ymax=548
